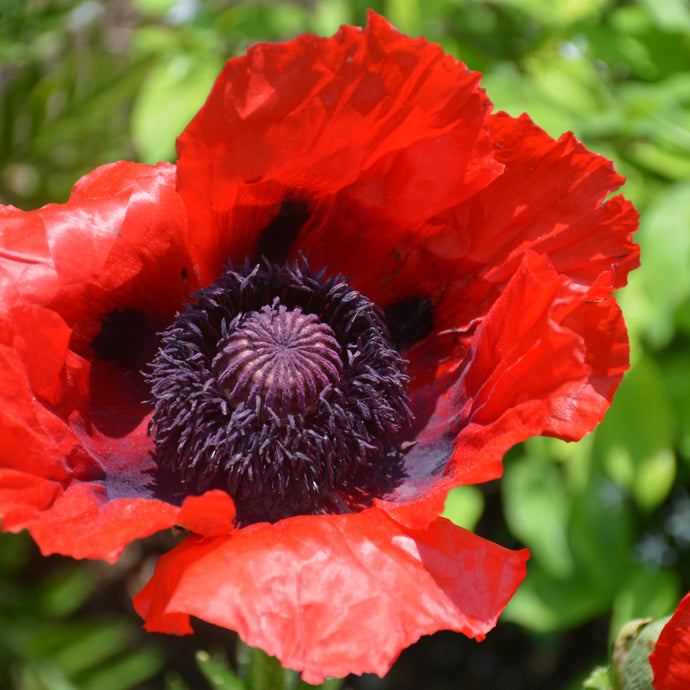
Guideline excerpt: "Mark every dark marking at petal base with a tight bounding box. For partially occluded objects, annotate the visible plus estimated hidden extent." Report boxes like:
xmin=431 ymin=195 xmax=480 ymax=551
xmin=384 ymin=296 xmax=434 ymax=351
xmin=91 ymin=308 xmax=159 ymax=370
xmin=253 ymin=197 xmax=311 ymax=265
xmin=181 ymin=267 xmax=188 ymax=280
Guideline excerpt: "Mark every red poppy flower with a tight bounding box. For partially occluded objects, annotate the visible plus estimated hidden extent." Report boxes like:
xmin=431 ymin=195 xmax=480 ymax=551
xmin=651 ymin=593 xmax=690 ymax=690
xmin=1 ymin=10 xmax=638 ymax=684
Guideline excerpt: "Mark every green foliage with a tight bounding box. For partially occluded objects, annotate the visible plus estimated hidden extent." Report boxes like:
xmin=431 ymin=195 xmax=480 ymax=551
xmin=190 ymin=646 xmax=343 ymax=690
xmin=195 ymin=650 xmax=246 ymax=690
xmin=443 ymin=485 xmax=485 ymax=532
xmin=583 ymin=665 xmax=614 ymax=690
xmin=621 ymin=183 xmax=690 ymax=348
xmin=131 ymin=53 xmax=223 ymax=163
xmin=0 ymin=532 xmax=166 ymax=690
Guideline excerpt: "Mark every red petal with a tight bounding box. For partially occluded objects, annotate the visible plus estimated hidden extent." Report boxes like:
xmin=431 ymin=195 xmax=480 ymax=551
xmin=416 ymin=112 xmax=639 ymax=331
xmin=176 ymin=490 xmax=237 ymax=536
xmin=0 ymin=305 xmax=86 ymax=482
xmin=353 ymin=111 xmax=638 ymax=366
xmin=49 ymin=161 xmax=194 ymax=350
xmin=134 ymin=508 xmax=528 ymax=683
xmin=0 ymin=162 xmax=224 ymax=561
xmin=448 ymin=254 xmax=628 ymax=478
xmin=453 ymin=254 xmax=621 ymax=448
xmin=381 ymin=252 xmax=630 ymax=528
xmin=176 ymin=11 xmax=501 ymax=281
xmin=651 ymin=593 xmax=690 ymax=690
xmin=485 ymin=113 xmax=638 ymax=292
xmin=2 ymin=481 xmax=180 ymax=562
xmin=0 ymin=467 xmax=237 ymax=562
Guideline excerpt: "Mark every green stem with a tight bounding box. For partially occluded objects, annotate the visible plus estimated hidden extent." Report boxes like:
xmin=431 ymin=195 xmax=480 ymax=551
xmin=240 ymin=643 xmax=345 ymax=690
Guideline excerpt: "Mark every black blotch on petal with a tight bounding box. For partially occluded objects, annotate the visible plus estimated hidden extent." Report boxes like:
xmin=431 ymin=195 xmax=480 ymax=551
xmin=384 ymin=296 xmax=434 ymax=351
xmin=181 ymin=267 xmax=188 ymax=280
xmin=253 ymin=197 xmax=311 ymax=265
xmin=91 ymin=308 xmax=159 ymax=370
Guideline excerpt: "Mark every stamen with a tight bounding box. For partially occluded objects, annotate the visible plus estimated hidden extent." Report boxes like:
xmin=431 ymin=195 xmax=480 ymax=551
xmin=147 ymin=260 xmax=412 ymax=525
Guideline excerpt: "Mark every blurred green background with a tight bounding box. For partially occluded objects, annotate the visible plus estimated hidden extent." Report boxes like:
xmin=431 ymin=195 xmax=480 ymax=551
xmin=1 ymin=0 xmax=689 ymax=688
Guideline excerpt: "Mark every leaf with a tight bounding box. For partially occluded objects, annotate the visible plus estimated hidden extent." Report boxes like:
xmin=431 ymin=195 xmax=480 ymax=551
xmin=80 ymin=648 xmax=167 ymax=690
xmin=492 ymin=0 xmax=610 ymax=25
xmin=502 ymin=453 xmax=574 ymax=579
xmin=594 ymin=355 xmax=677 ymax=510
xmin=640 ymin=0 xmax=690 ymax=31
xmin=196 ymin=651 xmax=245 ymax=690
xmin=610 ymin=567 xmax=681 ymax=645
xmin=131 ymin=0 xmax=176 ymax=16
xmin=583 ymin=666 xmax=614 ymax=689
xmin=383 ymin=0 xmax=421 ymax=35
xmin=501 ymin=561 xmax=612 ymax=631
xmin=34 ymin=567 xmax=97 ymax=619
xmin=502 ymin=439 xmax=635 ymax=632
xmin=442 ymin=485 xmax=485 ymax=532
xmin=131 ymin=53 xmax=224 ymax=163
xmin=617 ymin=184 xmax=690 ymax=350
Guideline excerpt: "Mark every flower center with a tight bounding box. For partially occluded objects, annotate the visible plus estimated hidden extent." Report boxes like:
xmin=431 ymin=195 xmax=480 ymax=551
xmin=148 ymin=260 xmax=412 ymax=525
xmin=213 ymin=303 xmax=342 ymax=418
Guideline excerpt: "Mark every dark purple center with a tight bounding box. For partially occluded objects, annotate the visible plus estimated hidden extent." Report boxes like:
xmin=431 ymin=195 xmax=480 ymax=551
xmin=147 ymin=260 xmax=412 ymax=525
xmin=213 ymin=302 xmax=342 ymax=418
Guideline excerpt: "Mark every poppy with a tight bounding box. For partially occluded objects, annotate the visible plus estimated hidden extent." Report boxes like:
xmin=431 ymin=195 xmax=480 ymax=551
xmin=651 ymin=593 xmax=690 ymax=690
xmin=0 ymin=11 xmax=638 ymax=684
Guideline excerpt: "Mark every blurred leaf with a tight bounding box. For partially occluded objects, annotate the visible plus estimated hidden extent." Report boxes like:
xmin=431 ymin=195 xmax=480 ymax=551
xmin=493 ymin=0 xmax=610 ymax=25
xmin=502 ymin=561 xmax=612 ymax=631
xmin=13 ymin=661 xmax=78 ymax=690
xmin=80 ymin=647 xmax=167 ymax=690
xmin=288 ymin=678 xmax=344 ymax=690
xmin=35 ymin=567 xmax=98 ymax=619
xmin=608 ymin=3 xmax=690 ymax=78
xmin=442 ymin=485 xmax=485 ymax=532
xmin=582 ymin=666 xmax=614 ymax=689
xmin=131 ymin=53 xmax=224 ymax=163
xmin=47 ymin=622 xmax=132 ymax=675
xmin=222 ymin=2 xmax=313 ymax=41
xmin=659 ymin=349 xmax=690 ymax=465
xmin=502 ymin=436 xmax=634 ymax=632
xmin=626 ymin=141 xmax=690 ymax=181
xmin=610 ymin=567 xmax=681 ymax=644
xmin=132 ymin=0 xmax=176 ymax=16
xmin=165 ymin=672 xmax=193 ymax=690
xmin=503 ymin=454 xmax=574 ymax=579
xmin=384 ymin=0 xmax=421 ymax=34
xmin=620 ymin=183 xmax=690 ymax=348
xmin=243 ymin=645 xmax=292 ymax=690
xmin=0 ymin=530 xmax=32 ymax=574
xmin=640 ymin=0 xmax=690 ymax=32
xmin=595 ymin=355 xmax=677 ymax=509
xmin=196 ymin=650 xmax=245 ymax=690
xmin=310 ymin=0 xmax=355 ymax=36
xmin=568 ymin=479 xmax=634 ymax=593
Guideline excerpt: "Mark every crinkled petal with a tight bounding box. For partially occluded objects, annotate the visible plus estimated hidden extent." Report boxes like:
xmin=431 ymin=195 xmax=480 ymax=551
xmin=651 ymin=593 xmax=690 ymax=690
xmin=176 ymin=10 xmax=501 ymax=280
xmin=0 ymin=162 xmax=234 ymax=561
xmin=380 ymin=251 xmax=630 ymax=528
xmin=332 ymin=112 xmax=638 ymax=403
xmin=0 ymin=468 xmax=236 ymax=562
xmin=134 ymin=508 xmax=528 ymax=683
xmin=357 ymin=111 xmax=639 ymax=350
xmin=1 ymin=479 xmax=179 ymax=561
